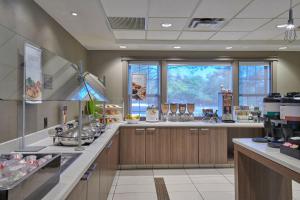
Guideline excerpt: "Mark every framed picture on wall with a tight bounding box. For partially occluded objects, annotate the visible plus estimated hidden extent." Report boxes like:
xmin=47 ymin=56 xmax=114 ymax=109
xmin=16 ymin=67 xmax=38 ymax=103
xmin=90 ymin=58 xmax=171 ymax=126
xmin=132 ymin=73 xmax=147 ymax=100
xmin=24 ymin=43 xmax=42 ymax=103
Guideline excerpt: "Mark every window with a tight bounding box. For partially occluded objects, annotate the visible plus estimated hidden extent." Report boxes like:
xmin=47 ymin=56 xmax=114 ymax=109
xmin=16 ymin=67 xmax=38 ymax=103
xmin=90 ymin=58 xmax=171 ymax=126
xmin=167 ymin=62 xmax=232 ymax=116
xmin=128 ymin=61 xmax=160 ymax=117
xmin=239 ymin=62 xmax=271 ymax=109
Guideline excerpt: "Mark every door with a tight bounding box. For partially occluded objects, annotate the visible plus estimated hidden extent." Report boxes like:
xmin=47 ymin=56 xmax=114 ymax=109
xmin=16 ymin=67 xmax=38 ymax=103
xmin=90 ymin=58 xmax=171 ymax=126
xmin=184 ymin=128 xmax=199 ymax=165
xmin=199 ymin=128 xmax=212 ymax=164
xmin=146 ymin=128 xmax=170 ymax=166
xmin=120 ymin=128 xmax=136 ymax=164
xmin=170 ymin=128 xmax=185 ymax=165
xmin=211 ymin=128 xmax=228 ymax=164
xmin=120 ymin=127 xmax=146 ymax=165
xmin=135 ymin=128 xmax=146 ymax=165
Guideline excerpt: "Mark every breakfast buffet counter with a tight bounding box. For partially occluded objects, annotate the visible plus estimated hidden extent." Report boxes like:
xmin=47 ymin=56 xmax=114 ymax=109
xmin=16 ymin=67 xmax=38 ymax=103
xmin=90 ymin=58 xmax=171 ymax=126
xmin=233 ymin=138 xmax=300 ymax=200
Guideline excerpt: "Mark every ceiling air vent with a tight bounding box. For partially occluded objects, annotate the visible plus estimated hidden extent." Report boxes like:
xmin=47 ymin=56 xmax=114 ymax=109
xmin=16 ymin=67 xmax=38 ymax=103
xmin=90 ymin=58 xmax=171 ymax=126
xmin=107 ymin=17 xmax=145 ymax=30
xmin=188 ymin=18 xmax=225 ymax=28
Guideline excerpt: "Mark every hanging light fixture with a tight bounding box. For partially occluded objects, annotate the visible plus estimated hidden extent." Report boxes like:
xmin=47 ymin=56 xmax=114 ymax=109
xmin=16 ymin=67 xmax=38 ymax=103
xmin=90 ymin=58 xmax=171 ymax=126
xmin=277 ymin=0 xmax=297 ymax=42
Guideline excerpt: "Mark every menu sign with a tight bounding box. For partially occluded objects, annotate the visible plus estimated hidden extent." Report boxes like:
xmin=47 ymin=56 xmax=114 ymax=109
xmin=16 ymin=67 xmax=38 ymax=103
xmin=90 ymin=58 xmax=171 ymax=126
xmin=24 ymin=43 xmax=42 ymax=103
xmin=132 ymin=74 xmax=146 ymax=100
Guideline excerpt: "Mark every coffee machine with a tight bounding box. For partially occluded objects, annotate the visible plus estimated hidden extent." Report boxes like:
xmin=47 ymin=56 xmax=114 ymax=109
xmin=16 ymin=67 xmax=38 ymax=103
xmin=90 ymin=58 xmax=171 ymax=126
xmin=253 ymin=93 xmax=282 ymax=145
xmin=280 ymin=92 xmax=300 ymax=140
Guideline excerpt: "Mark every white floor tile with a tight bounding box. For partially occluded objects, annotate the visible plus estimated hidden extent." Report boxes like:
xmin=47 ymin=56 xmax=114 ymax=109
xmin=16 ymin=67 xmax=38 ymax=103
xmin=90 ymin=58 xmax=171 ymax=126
xmin=186 ymin=169 xmax=221 ymax=176
xmin=294 ymin=190 xmax=300 ymax=200
xmin=154 ymin=169 xmax=187 ymax=176
xmin=200 ymin=191 xmax=235 ymax=200
xmin=224 ymin=175 xmax=235 ymax=184
xmin=293 ymin=181 xmax=300 ymax=191
xmin=217 ymin=168 xmax=234 ymax=175
xmin=113 ymin=193 xmax=157 ymax=200
xmin=166 ymin=183 xmax=198 ymax=192
xmin=190 ymin=175 xmax=231 ymax=184
xmin=195 ymin=183 xmax=234 ymax=192
xmin=115 ymin=184 xmax=156 ymax=193
xmin=119 ymin=169 xmax=153 ymax=176
xmin=162 ymin=175 xmax=192 ymax=184
xmin=169 ymin=192 xmax=203 ymax=200
xmin=117 ymin=176 xmax=155 ymax=185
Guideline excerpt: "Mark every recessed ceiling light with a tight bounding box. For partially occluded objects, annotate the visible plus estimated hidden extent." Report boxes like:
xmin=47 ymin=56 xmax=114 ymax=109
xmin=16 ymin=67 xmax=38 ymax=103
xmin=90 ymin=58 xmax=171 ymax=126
xmin=279 ymin=46 xmax=287 ymax=50
xmin=161 ymin=23 xmax=172 ymax=28
xmin=71 ymin=12 xmax=78 ymax=16
xmin=120 ymin=45 xmax=127 ymax=49
xmin=225 ymin=46 xmax=233 ymax=50
xmin=173 ymin=46 xmax=181 ymax=49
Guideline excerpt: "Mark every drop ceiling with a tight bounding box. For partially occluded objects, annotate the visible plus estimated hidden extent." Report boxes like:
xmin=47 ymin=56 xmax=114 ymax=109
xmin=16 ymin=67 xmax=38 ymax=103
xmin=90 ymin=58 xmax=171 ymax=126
xmin=34 ymin=0 xmax=300 ymax=51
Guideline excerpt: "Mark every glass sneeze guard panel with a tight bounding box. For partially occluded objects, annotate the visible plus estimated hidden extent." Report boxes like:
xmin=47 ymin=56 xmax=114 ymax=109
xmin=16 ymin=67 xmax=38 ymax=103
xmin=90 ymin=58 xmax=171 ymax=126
xmin=0 ymin=23 xmax=106 ymax=102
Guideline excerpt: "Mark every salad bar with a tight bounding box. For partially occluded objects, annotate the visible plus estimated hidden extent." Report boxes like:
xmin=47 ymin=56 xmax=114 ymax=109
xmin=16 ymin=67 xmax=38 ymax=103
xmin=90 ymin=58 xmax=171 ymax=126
xmin=0 ymin=153 xmax=61 ymax=200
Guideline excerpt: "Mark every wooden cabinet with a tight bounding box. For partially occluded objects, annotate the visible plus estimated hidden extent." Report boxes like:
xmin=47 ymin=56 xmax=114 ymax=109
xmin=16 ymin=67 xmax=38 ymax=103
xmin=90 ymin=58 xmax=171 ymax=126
xmin=87 ymin=164 xmax=100 ymax=200
xmin=145 ymin=128 xmax=170 ymax=166
xmin=198 ymin=128 xmax=212 ymax=164
xmin=184 ymin=128 xmax=199 ymax=165
xmin=170 ymin=128 xmax=185 ymax=165
xmin=198 ymin=128 xmax=228 ymax=164
xmin=66 ymin=180 xmax=87 ymax=200
xmin=211 ymin=128 xmax=228 ymax=164
xmin=120 ymin=128 xmax=145 ymax=165
xmin=67 ymin=132 xmax=119 ymax=200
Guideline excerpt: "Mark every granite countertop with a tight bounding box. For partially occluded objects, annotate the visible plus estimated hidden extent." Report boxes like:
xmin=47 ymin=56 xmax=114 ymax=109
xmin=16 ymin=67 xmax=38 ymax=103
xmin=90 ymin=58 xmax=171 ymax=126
xmin=36 ymin=123 xmax=120 ymax=200
xmin=120 ymin=121 xmax=264 ymax=128
xmin=233 ymin=138 xmax=300 ymax=174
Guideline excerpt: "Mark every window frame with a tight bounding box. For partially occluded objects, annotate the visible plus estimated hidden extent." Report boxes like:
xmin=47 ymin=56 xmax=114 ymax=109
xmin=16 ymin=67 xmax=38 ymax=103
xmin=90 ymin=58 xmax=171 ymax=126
xmin=165 ymin=61 xmax=233 ymax=116
xmin=237 ymin=61 xmax=272 ymax=108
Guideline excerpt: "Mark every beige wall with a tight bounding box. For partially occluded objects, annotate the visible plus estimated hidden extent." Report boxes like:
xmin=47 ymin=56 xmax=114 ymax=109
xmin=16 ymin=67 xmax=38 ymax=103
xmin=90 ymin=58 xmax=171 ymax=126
xmin=0 ymin=0 xmax=87 ymax=143
xmin=87 ymin=50 xmax=300 ymax=105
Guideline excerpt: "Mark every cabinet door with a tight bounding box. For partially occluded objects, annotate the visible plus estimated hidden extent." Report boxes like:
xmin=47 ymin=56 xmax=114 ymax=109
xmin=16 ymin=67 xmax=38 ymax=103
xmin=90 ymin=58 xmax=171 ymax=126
xmin=135 ymin=128 xmax=146 ymax=165
xmin=199 ymin=128 xmax=212 ymax=164
xmin=184 ymin=128 xmax=199 ymax=165
xmin=146 ymin=128 xmax=171 ymax=165
xmin=211 ymin=128 xmax=228 ymax=164
xmin=145 ymin=128 xmax=156 ymax=165
xmin=155 ymin=128 xmax=170 ymax=165
xmin=98 ymin=150 xmax=108 ymax=200
xmin=87 ymin=164 xmax=100 ymax=200
xmin=120 ymin=128 xmax=136 ymax=164
xmin=170 ymin=128 xmax=185 ymax=165
xmin=67 ymin=179 xmax=87 ymax=200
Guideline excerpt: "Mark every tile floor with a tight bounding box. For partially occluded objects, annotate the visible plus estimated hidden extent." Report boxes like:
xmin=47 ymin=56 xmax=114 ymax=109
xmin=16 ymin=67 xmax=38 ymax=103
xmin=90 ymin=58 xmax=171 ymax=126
xmin=107 ymin=168 xmax=300 ymax=200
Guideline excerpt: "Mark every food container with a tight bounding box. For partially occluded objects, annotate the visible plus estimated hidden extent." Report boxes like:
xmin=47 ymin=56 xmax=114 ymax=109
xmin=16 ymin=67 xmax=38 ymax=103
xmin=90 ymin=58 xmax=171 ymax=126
xmin=0 ymin=153 xmax=61 ymax=200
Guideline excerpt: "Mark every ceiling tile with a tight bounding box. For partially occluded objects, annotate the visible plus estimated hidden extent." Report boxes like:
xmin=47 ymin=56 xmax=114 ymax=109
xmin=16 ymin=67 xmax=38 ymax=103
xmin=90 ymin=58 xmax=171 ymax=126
xmin=149 ymin=0 xmax=200 ymax=17
xmin=210 ymin=32 xmax=249 ymax=40
xmin=241 ymin=30 xmax=283 ymax=40
xmin=222 ymin=19 xmax=270 ymax=31
xmin=101 ymin=0 xmax=148 ymax=17
xmin=236 ymin=0 xmax=297 ymax=19
xmin=179 ymin=31 xmax=215 ymax=40
xmin=147 ymin=31 xmax=180 ymax=40
xmin=193 ymin=0 xmax=251 ymax=19
xmin=113 ymin=30 xmax=145 ymax=39
xmin=148 ymin=18 xmax=188 ymax=31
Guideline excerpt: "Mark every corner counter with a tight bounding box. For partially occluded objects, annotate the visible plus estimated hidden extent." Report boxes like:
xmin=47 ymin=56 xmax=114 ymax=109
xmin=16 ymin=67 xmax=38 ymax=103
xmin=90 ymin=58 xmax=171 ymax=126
xmin=233 ymin=138 xmax=300 ymax=200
